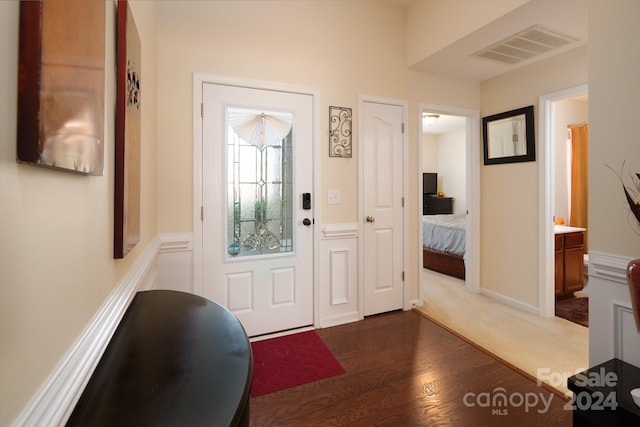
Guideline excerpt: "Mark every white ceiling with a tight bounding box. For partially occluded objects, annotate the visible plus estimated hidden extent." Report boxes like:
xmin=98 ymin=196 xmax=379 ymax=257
xmin=407 ymin=0 xmax=588 ymax=134
xmin=402 ymin=0 xmax=588 ymax=81
xmin=422 ymin=114 xmax=466 ymax=135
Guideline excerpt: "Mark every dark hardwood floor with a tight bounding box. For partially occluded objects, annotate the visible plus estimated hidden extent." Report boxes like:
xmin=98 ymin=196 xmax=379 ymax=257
xmin=250 ymin=310 xmax=572 ymax=426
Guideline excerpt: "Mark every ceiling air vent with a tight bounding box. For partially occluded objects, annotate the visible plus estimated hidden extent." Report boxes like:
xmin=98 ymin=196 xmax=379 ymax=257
xmin=472 ymin=25 xmax=580 ymax=65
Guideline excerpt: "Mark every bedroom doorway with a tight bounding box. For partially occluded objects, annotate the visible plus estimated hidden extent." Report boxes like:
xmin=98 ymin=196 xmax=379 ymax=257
xmin=418 ymin=104 xmax=480 ymax=300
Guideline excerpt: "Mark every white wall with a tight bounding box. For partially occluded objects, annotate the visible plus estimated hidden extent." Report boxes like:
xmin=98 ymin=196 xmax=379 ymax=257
xmin=437 ymin=130 xmax=467 ymax=214
xmin=422 ymin=130 xmax=467 ymax=214
xmin=479 ymin=46 xmax=588 ymax=308
xmin=406 ymin=0 xmax=527 ymax=67
xmin=587 ymin=0 xmax=640 ymax=367
xmin=422 ymin=134 xmax=439 ymax=173
xmin=0 ymin=2 xmax=158 ymax=424
xmin=155 ymin=0 xmax=481 ymax=303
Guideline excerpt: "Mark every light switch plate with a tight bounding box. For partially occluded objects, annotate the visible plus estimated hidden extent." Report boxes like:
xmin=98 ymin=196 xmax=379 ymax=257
xmin=328 ymin=190 xmax=341 ymax=204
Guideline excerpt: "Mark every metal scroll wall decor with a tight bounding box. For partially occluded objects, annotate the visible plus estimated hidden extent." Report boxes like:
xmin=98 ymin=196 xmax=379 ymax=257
xmin=329 ymin=106 xmax=352 ymax=158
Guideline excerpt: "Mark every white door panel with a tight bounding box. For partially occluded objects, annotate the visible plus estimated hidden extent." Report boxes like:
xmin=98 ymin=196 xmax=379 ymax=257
xmin=202 ymin=83 xmax=313 ymax=336
xmin=363 ymin=101 xmax=404 ymax=316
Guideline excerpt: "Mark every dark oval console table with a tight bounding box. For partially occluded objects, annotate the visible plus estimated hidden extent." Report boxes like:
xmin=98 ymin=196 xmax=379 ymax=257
xmin=67 ymin=290 xmax=253 ymax=426
xmin=567 ymin=358 xmax=640 ymax=426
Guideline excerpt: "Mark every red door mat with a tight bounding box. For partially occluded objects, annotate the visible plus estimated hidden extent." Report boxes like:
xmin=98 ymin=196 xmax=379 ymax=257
xmin=250 ymin=330 xmax=346 ymax=397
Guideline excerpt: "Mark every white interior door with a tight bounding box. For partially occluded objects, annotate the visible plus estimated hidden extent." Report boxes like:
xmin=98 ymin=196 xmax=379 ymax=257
xmin=362 ymin=100 xmax=404 ymax=316
xmin=201 ymin=83 xmax=314 ymax=337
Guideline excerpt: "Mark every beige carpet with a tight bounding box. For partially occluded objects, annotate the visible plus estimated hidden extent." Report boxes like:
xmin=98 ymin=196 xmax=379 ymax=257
xmin=415 ymin=269 xmax=589 ymax=398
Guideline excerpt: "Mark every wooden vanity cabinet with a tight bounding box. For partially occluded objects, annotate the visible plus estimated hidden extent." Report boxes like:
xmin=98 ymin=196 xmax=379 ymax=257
xmin=555 ymin=230 xmax=585 ymax=297
xmin=555 ymin=234 xmax=564 ymax=296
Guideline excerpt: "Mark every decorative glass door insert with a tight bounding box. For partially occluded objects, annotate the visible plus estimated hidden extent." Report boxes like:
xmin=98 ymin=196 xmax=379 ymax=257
xmin=226 ymin=107 xmax=293 ymax=258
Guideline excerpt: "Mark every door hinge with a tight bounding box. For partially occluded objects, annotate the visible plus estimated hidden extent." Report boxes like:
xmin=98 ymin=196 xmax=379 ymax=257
xmin=402 ymin=271 xmax=405 ymax=281
xmin=401 ymin=122 xmax=405 ymax=133
xmin=201 ymin=103 xmax=203 ymax=118
xmin=402 ymin=197 xmax=405 ymax=207
xmin=201 ymin=206 xmax=204 ymax=221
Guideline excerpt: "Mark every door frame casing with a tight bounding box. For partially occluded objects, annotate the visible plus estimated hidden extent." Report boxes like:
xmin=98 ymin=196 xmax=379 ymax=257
xmin=192 ymin=73 xmax=321 ymax=327
xmin=417 ymin=103 xmax=481 ymax=299
xmin=358 ymin=95 xmax=409 ymax=315
xmin=538 ymin=83 xmax=588 ymax=317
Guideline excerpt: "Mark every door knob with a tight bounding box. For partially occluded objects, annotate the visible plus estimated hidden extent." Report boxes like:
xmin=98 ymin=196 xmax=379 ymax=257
xmin=366 ymin=216 xmax=375 ymax=223
xmin=303 ymin=218 xmax=312 ymax=226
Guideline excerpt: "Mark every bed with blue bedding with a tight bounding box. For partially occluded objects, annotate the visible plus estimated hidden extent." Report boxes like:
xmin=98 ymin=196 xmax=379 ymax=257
xmin=422 ymin=214 xmax=466 ymax=279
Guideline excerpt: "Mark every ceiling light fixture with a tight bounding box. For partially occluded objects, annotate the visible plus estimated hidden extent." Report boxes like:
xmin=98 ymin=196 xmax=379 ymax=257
xmin=424 ymin=114 xmax=440 ymax=126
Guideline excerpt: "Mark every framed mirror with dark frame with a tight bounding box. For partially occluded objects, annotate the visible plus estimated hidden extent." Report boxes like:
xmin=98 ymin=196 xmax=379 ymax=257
xmin=482 ymin=105 xmax=535 ymax=165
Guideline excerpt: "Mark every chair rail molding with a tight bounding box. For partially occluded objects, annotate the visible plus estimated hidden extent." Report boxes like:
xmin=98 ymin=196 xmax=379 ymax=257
xmin=159 ymin=233 xmax=193 ymax=253
xmin=322 ymin=223 xmax=358 ymax=239
xmin=589 ymin=251 xmax=630 ymax=284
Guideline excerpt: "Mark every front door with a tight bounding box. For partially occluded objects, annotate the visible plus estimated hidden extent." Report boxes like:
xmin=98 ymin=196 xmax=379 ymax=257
xmin=201 ymin=83 xmax=314 ymax=337
xmin=362 ymin=100 xmax=405 ymax=316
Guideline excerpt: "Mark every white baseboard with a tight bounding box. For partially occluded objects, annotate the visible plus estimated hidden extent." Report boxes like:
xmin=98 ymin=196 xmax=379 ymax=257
xmin=479 ymin=288 xmax=539 ymax=315
xmin=12 ymin=238 xmax=161 ymax=427
xmin=318 ymin=311 xmax=361 ymax=328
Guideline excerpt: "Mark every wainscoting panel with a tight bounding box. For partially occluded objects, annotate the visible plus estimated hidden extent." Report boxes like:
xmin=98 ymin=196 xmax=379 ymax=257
xmin=318 ymin=224 xmax=360 ymax=328
xmin=156 ymin=233 xmax=194 ymax=294
xmin=588 ymin=251 xmax=640 ymax=368
xmin=330 ymin=249 xmax=349 ymax=305
xmin=613 ymin=303 xmax=640 ymax=366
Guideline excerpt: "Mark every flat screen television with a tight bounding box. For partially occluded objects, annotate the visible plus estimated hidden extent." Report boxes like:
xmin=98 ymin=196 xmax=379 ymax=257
xmin=423 ymin=173 xmax=437 ymax=195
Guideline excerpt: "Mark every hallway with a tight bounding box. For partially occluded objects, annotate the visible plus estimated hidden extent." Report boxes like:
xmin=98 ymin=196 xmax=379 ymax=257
xmin=416 ymin=269 xmax=589 ymax=398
